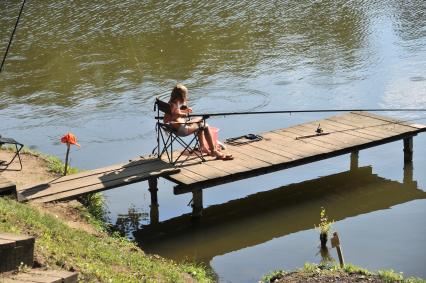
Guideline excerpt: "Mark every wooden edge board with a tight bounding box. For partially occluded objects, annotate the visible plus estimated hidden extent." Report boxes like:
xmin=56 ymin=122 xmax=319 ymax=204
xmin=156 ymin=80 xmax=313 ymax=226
xmin=410 ymin=123 xmax=426 ymax=130
xmin=0 ymin=232 xmax=35 ymax=242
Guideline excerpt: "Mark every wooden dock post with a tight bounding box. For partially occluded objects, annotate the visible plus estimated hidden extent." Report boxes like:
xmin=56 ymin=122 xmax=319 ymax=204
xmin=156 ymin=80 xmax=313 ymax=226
xmin=350 ymin=151 xmax=359 ymax=171
xmin=148 ymin=178 xmax=159 ymax=224
xmin=191 ymin=189 xmax=203 ymax=219
xmin=331 ymin=232 xmax=345 ymax=268
xmin=403 ymin=137 xmax=413 ymax=163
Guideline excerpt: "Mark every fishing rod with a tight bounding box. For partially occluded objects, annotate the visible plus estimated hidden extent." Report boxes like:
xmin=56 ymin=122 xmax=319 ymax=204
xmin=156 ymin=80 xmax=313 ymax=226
xmin=184 ymin=108 xmax=426 ymax=118
xmin=0 ymin=0 xmax=27 ymax=73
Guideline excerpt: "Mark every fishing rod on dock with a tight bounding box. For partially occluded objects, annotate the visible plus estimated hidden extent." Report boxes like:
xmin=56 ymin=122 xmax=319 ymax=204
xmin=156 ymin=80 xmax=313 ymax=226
xmin=185 ymin=108 xmax=426 ymax=119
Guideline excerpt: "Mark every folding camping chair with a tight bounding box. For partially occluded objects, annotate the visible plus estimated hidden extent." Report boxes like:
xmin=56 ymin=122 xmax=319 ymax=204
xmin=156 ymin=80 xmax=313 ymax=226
xmin=0 ymin=135 xmax=24 ymax=171
xmin=154 ymin=98 xmax=208 ymax=164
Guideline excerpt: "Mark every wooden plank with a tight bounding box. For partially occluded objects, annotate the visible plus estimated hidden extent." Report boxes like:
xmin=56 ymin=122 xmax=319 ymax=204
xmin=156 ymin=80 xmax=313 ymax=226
xmin=352 ymin=111 xmax=423 ymax=130
xmin=24 ymin=161 xmax=179 ymax=202
xmin=5 ymin=273 xmax=63 ymax=283
xmin=0 ymin=233 xmax=34 ymax=242
xmin=272 ymin=130 xmax=339 ymax=151
xmin=326 ymin=116 xmax=397 ymax=139
xmin=339 ymin=113 xmax=416 ymax=134
xmin=29 ymin=270 xmax=78 ymax=283
xmin=257 ymin=136 xmax=316 ymax=158
xmin=47 ymin=157 xmax=158 ymax=185
xmin=0 ymin=176 xmax=15 ymax=194
xmin=178 ymin=163 xmax=227 ymax=181
xmin=33 ymin=166 xmax=179 ymax=203
xmin=204 ymin=158 xmax=252 ymax=175
xmin=247 ymin=139 xmax=302 ymax=160
xmin=19 ymin=163 xmax=169 ymax=200
xmin=262 ymin=132 xmax=331 ymax=156
xmin=0 ymin=239 xmax=16 ymax=248
xmin=227 ymin=143 xmax=289 ymax=165
xmin=295 ymin=123 xmax=371 ymax=147
xmin=225 ymin=149 xmax=272 ymax=169
xmin=282 ymin=127 xmax=347 ymax=149
xmin=322 ymin=119 xmax=383 ymax=140
xmin=173 ymin=168 xmax=206 ymax=183
xmin=301 ymin=120 xmax=375 ymax=142
xmin=165 ymin=148 xmax=271 ymax=186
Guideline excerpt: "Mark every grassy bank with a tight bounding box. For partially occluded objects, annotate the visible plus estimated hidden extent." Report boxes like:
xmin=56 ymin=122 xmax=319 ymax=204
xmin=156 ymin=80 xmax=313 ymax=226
xmin=262 ymin=263 xmax=426 ymax=283
xmin=0 ymin=197 xmax=212 ymax=282
xmin=0 ymin=148 xmax=213 ymax=282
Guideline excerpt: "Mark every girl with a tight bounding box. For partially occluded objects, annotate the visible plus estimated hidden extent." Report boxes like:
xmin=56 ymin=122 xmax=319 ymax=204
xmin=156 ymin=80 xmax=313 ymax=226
xmin=164 ymin=83 xmax=233 ymax=160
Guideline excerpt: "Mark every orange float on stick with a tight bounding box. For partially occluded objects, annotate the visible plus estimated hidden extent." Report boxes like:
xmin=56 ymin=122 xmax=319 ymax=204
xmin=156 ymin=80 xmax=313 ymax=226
xmin=60 ymin=133 xmax=80 ymax=176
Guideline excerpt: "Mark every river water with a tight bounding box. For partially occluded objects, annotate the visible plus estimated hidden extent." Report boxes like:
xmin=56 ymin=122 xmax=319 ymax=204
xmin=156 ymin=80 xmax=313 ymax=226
xmin=1 ymin=1 xmax=426 ymax=282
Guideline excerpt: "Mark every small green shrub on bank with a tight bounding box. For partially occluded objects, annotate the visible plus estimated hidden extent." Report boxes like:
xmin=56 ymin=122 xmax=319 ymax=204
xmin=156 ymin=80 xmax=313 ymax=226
xmin=261 ymin=263 xmax=425 ymax=283
xmin=0 ymin=197 xmax=212 ymax=282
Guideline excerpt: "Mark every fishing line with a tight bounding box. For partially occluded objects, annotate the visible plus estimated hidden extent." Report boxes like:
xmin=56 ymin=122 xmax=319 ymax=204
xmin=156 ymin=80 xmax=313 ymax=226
xmin=0 ymin=0 xmax=27 ymax=73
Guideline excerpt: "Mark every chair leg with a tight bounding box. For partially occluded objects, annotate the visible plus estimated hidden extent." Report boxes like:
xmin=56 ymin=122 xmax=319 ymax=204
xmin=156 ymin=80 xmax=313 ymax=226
xmin=173 ymin=133 xmax=206 ymax=164
xmin=0 ymin=143 xmax=23 ymax=171
xmin=159 ymin=129 xmax=173 ymax=163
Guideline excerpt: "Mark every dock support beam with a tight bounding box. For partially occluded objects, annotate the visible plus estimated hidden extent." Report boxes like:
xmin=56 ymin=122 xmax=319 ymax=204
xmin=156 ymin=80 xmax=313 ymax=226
xmin=403 ymin=137 xmax=413 ymax=164
xmin=350 ymin=151 xmax=359 ymax=171
xmin=148 ymin=178 xmax=159 ymax=224
xmin=191 ymin=189 xmax=203 ymax=219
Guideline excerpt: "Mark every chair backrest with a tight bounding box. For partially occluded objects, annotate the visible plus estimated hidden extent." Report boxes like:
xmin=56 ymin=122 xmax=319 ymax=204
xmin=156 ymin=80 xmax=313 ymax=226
xmin=155 ymin=98 xmax=171 ymax=115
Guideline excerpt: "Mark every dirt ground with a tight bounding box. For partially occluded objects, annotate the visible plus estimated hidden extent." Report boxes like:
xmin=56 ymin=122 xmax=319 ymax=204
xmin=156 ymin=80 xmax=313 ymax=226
xmin=271 ymin=271 xmax=385 ymax=283
xmin=0 ymin=149 xmax=56 ymax=190
xmin=0 ymin=149 xmax=100 ymax=235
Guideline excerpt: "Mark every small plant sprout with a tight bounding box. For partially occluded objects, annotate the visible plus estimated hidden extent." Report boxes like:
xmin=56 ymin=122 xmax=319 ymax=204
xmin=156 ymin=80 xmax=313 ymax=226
xmin=315 ymin=207 xmax=334 ymax=248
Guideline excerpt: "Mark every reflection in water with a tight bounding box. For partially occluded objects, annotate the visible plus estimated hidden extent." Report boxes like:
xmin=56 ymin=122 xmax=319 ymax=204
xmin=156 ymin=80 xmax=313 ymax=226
xmin=319 ymin=246 xmax=334 ymax=265
xmin=114 ymin=206 xmax=148 ymax=240
xmin=133 ymin=165 xmax=425 ymax=263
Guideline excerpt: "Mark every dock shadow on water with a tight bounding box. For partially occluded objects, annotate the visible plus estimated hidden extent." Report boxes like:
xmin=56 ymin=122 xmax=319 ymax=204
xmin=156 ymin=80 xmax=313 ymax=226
xmin=128 ymin=164 xmax=425 ymax=264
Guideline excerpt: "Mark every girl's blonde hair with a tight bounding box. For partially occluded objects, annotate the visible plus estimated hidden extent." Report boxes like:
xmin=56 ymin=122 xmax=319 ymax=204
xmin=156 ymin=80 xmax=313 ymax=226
xmin=170 ymin=83 xmax=188 ymax=103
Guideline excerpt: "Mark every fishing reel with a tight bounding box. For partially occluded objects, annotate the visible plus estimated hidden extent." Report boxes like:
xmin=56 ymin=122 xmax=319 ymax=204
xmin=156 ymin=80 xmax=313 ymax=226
xmin=316 ymin=124 xmax=323 ymax=134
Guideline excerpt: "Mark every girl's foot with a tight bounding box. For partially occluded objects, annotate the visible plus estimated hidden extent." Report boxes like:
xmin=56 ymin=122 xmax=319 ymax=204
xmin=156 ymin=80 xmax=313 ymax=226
xmin=212 ymin=151 xmax=234 ymax=160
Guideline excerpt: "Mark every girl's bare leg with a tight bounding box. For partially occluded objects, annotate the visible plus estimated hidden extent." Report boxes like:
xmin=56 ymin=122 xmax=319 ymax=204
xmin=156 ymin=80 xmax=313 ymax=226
xmin=203 ymin=126 xmax=216 ymax=154
xmin=186 ymin=123 xmax=209 ymax=154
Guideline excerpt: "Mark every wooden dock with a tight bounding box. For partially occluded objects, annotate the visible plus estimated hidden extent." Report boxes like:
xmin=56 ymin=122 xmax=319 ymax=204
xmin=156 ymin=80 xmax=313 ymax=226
xmin=18 ymin=111 xmax=426 ymax=209
xmin=18 ymin=158 xmax=179 ymax=203
xmin=166 ymin=111 xmax=426 ymax=195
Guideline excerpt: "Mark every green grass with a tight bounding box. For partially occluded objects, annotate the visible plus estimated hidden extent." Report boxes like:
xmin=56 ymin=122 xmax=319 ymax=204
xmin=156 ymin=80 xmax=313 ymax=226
xmin=0 ymin=197 xmax=213 ymax=283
